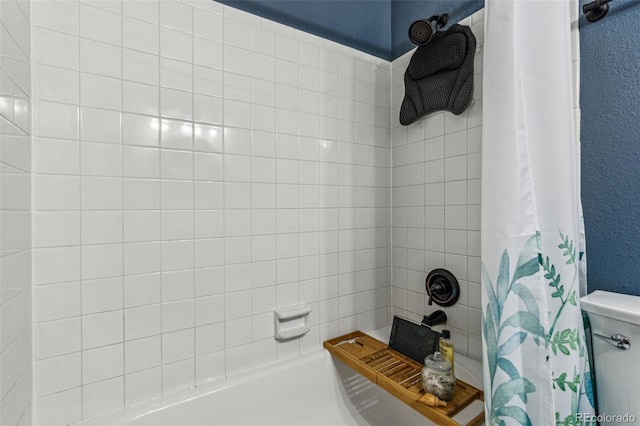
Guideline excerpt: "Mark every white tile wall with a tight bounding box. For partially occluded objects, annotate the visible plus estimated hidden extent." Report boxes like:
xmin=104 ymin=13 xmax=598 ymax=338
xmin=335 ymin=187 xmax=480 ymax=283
xmin=12 ymin=1 xmax=585 ymax=423
xmin=0 ymin=0 xmax=33 ymax=424
xmin=390 ymin=10 xmax=485 ymax=362
xmin=30 ymin=1 xmax=391 ymax=423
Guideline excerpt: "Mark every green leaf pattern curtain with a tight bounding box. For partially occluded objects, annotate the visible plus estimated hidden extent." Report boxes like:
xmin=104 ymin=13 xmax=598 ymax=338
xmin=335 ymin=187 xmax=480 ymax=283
xmin=481 ymin=1 xmax=596 ymax=424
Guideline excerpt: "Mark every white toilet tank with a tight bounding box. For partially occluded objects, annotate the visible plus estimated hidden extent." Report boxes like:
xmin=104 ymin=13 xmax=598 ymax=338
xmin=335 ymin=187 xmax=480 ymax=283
xmin=581 ymin=290 xmax=640 ymax=426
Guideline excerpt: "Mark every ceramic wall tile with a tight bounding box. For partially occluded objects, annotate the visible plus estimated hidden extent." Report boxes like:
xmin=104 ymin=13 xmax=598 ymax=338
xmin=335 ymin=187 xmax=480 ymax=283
xmin=0 ymin=3 xmax=32 ymax=423
xmin=390 ymin=12 xmax=485 ymax=362
xmin=30 ymin=0 xmax=391 ymax=422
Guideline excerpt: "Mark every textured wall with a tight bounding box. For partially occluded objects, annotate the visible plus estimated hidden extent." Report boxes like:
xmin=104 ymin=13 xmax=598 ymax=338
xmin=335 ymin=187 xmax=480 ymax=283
xmin=580 ymin=0 xmax=640 ymax=296
xmin=0 ymin=0 xmax=32 ymax=424
xmin=30 ymin=1 xmax=391 ymax=423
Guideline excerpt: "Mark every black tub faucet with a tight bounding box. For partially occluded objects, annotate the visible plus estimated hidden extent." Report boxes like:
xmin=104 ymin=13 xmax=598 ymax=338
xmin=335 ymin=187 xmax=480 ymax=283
xmin=422 ymin=310 xmax=448 ymax=327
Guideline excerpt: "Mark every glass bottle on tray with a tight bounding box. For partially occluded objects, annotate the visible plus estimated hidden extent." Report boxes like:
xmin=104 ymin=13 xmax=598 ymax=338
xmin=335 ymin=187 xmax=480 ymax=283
xmin=422 ymin=351 xmax=456 ymax=401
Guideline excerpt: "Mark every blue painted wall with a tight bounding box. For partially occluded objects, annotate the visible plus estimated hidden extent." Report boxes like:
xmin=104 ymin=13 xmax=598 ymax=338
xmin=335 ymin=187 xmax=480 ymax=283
xmin=216 ymin=0 xmax=393 ymax=60
xmin=580 ymin=0 xmax=640 ymax=296
xmin=216 ymin=0 xmax=483 ymax=60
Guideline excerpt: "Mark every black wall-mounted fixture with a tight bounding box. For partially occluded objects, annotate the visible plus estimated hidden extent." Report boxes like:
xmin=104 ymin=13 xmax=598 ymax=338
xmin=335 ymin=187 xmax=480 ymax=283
xmin=583 ymin=0 xmax=613 ymax=22
xmin=421 ymin=310 xmax=448 ymax=327
xmin=425 ymin=268 xmax=460 ymax=307
xmin=408 ymin=14 xmax=448 ymax=46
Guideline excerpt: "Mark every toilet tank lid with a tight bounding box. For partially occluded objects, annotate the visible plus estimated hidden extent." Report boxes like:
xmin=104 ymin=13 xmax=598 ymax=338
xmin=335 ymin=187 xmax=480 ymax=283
xmin=581 ymin=290 xmax=640 ymax=326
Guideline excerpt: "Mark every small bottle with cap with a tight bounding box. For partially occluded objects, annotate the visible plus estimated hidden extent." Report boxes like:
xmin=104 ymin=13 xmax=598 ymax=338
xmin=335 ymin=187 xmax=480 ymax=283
xmin=439 ymin=329 xmax=454 ymax=373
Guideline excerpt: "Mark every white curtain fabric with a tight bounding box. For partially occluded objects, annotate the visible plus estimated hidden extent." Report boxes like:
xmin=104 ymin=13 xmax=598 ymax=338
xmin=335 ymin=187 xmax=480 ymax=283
xmin=481 ymin=1 xmax=596 ymax=424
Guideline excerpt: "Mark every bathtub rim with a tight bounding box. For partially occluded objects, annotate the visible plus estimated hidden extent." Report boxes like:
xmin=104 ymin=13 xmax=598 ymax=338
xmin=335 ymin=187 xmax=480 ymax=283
xmin=77 ymin=327 xmax=484 ymax=425
xmin=77 ymin=348 xmax=332 ymax=426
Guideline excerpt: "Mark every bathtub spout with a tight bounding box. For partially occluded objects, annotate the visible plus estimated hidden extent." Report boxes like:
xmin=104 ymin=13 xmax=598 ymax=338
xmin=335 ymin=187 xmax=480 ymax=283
xmin=421 ymin=310 xmax=447 ymax=327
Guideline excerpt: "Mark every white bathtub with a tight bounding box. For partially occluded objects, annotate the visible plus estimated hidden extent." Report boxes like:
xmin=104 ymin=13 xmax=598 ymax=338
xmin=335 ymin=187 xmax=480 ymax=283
xmin=80 ymin=328 xmax=484 ymax=425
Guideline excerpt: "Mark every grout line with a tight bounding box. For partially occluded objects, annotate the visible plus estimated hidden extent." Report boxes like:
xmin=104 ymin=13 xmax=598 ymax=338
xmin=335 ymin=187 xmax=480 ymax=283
xmin=220 ymin=6 xmax=228 ymax=378
xmin=247 ymin=19 xmax=257 ymax=367
xmin=76 ymin=0 xmax=84 ymax=417
xmin=119 ymin=0 xmax=125 ymax=410
xmin=187 ymin=2 xmax=198 ymax=386
xmin=190 ymin=3 xmax=197 ymax=388
xmin=156 ymin=0 xmax=164 ymax=397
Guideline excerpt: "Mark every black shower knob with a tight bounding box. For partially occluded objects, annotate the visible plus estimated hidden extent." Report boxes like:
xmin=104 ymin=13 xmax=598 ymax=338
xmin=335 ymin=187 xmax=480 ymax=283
xmin=425 ymin=268 xmax=460 ymax=307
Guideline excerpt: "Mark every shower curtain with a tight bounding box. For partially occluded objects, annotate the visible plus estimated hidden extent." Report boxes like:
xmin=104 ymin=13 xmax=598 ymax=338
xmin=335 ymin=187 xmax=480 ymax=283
xmin=481 ymin=1 xmax=596 ymax=425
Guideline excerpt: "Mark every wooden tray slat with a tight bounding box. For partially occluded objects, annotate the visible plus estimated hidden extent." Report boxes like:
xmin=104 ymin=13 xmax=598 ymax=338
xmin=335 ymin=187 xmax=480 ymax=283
xmin=324 ymin=331 xmax=485 ymax=426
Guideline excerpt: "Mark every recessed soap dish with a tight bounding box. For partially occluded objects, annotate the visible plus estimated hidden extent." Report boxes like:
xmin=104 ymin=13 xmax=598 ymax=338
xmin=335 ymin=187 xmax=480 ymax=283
xmin=274 ymin=305 xmax=312 ymax=340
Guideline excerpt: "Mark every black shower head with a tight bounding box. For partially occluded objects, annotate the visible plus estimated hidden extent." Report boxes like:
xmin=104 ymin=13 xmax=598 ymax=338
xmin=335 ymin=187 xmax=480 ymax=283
xmin=408 ymin=20 xmax=434 ymax=45
xmin=408 ymin=14 xmax=448 ymax=45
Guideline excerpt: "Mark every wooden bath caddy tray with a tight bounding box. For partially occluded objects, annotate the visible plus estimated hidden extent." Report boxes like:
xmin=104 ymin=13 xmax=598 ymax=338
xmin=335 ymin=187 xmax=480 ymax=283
xmin=324 ymin=331 xmax=484 ymax=426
